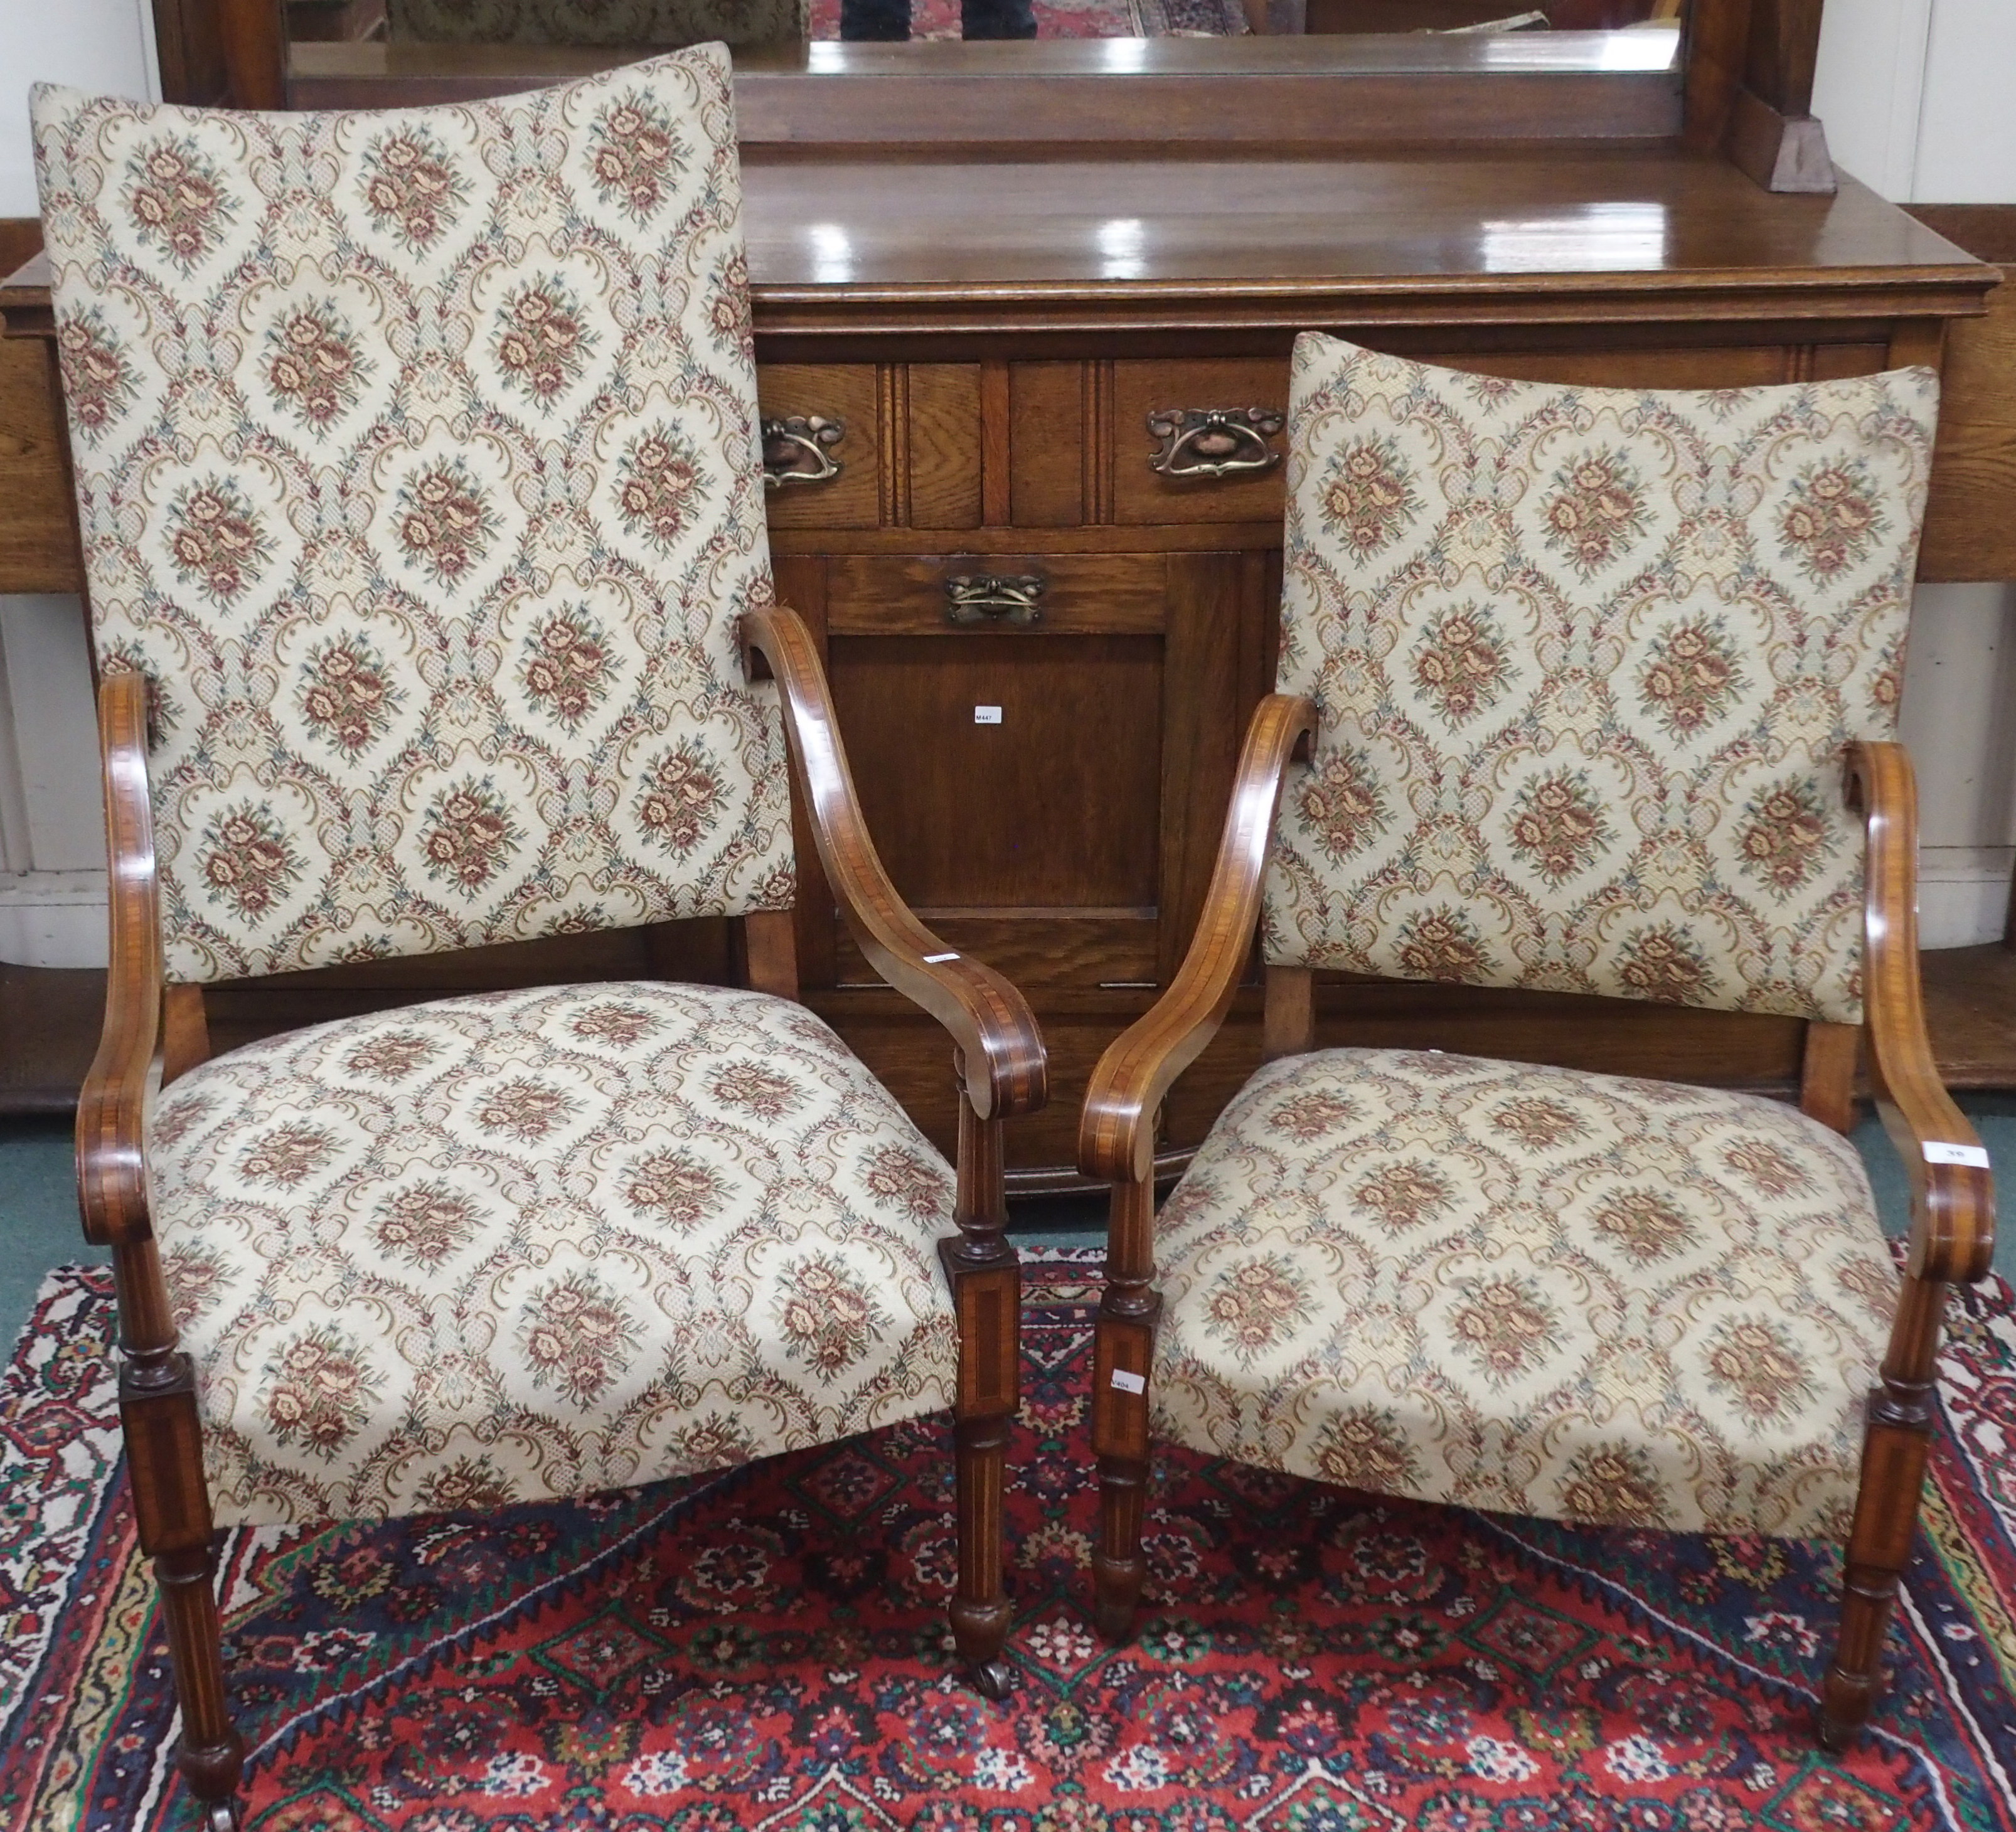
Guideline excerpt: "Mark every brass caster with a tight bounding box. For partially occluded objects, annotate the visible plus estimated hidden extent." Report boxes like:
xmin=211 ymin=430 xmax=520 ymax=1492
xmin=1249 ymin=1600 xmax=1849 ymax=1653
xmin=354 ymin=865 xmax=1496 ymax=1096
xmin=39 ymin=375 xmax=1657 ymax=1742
xmin=201 ymin=1801 xmax=242 ymax=1832
xmin=969 ymin=1656 xmax=1016 ymax=1701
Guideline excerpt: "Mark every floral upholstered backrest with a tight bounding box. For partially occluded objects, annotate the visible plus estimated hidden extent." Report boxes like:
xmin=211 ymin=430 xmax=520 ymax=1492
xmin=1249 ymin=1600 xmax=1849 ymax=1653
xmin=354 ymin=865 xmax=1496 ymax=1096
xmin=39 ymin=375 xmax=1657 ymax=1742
xmin=33 ymin=49 xmax=794 ymax=985
xmin=1262 ymin=334 xmax=1938 ymax=1025
xmin=387 ymin=0 xmax=810 ymax=50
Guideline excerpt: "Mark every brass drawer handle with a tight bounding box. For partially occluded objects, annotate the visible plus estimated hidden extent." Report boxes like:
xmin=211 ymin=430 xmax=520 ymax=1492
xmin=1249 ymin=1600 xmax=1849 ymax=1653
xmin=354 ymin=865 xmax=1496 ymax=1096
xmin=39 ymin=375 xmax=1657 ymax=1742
xmin=761 ymin=414 xmax=845 ymax=489
xmin=1147 ymin=407 xmax=1285 ymax=479
xmin=945 ymin=573 xmax=1046 ymax=626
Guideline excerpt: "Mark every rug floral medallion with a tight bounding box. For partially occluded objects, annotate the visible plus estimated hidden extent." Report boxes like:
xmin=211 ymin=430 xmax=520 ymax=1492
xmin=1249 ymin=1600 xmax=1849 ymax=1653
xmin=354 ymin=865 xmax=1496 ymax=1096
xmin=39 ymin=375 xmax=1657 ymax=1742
xmin=4 ymin=1250 xmax=2015 ymax=1831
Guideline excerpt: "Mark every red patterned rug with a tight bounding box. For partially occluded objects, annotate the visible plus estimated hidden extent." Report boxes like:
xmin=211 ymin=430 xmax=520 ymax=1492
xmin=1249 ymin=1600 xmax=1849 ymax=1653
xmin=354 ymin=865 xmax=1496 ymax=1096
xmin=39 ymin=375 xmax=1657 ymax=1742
xmin=4 ymin=1252 xmax=2016 ymax=1830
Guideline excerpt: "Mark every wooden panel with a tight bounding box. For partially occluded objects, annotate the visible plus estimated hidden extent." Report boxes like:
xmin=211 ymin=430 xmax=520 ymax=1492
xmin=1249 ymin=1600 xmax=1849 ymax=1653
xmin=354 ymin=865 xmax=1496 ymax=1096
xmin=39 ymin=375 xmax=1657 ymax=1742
xmin=757 ymin=363 xmax=882 ymax=530
xmin=1158 ymin=551 xmax=1272 ymax=987
xmin=834 ymin=910 xmax=1158 ymax=992
xmin=1811 ymin=342 xmax=1889 ymax=379
xmin=0 ymin=220 xmax=41 ymax=282
xmin=907 ymin=364 xmax=983 ymax=530
xmin=1010 ymin=363 xmax=1089 ymax=528
xmin=772 ymin=553 xmax=838 ymax=989
xmin=1111 ymin=359 xmax=1292 ymax=526
xmin=1914 ymin=279 xmax=2016 ymax=580
xmin=0 ymin=336 xmax=81 ymax=594
xmin=826 ymin=552 xmax=1169 ymax=635
xmin=828 ymin=633 xmax=1164 ymax=909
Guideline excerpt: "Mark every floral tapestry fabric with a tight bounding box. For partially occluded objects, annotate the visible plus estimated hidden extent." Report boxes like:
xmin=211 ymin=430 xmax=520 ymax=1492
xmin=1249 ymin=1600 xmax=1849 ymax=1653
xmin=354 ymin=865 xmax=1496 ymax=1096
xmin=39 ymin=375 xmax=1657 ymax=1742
xmin=1152 ymin=1048 xmax=1896 ymax=1540
xmin=146 ymin=982 xmax=961 ymax=1525
xmin=1264 ymin=334 xmax=1940 ymax=1025
xmin=33 ymin=51 xmax=794 ymax=985
xmin=388 ymin=0 xmax=809 ymax=47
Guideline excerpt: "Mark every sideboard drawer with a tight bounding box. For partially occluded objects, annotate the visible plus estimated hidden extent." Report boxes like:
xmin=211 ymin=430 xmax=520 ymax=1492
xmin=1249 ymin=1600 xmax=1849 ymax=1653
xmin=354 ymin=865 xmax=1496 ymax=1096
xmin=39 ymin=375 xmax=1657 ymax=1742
xmin=1112 ymin=358 xmax=1291 ymax=525
xmin=757 ymin=363 xmax=881 ymax=529
xmin=826 ymin=551 xmax=1168 ymax=635
xmin=756 ymin=363 xmax=985 ymax=531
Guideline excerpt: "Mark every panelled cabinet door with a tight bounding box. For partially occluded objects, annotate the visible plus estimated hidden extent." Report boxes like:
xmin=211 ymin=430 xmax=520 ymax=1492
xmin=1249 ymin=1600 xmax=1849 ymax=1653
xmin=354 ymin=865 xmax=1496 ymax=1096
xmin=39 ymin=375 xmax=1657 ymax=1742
xmin=789 ymin=548 xmax=1275 ymax=1169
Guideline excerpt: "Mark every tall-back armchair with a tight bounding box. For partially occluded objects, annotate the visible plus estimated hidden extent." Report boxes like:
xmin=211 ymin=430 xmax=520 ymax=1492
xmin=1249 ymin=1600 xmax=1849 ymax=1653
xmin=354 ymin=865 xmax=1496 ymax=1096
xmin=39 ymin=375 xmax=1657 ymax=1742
xmin=35 ymin=48 xmax=1042 ymax=1829
xmin=1080 ymin=333 xmax=1990 ymax=1747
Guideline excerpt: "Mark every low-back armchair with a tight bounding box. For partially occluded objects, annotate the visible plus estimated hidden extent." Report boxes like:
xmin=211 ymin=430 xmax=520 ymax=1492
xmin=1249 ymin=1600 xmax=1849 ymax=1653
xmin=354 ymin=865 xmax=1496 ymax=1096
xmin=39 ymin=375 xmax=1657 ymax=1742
xmin=1080 ymin=334 xmax=1992 ymax=1749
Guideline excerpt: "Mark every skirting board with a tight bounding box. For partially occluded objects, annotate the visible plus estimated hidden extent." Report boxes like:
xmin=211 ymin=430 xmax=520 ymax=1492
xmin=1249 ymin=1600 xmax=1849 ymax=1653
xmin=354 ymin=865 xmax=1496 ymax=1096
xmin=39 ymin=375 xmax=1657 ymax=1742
xmin=0 ymin=871 xmax=107 ymax=970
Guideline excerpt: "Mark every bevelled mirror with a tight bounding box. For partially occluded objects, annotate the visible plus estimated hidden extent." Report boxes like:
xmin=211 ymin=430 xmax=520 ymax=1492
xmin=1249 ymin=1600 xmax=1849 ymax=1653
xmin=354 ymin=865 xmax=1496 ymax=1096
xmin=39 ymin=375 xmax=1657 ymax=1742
xmin=277 ymin=0 xmax=1683 ymax=54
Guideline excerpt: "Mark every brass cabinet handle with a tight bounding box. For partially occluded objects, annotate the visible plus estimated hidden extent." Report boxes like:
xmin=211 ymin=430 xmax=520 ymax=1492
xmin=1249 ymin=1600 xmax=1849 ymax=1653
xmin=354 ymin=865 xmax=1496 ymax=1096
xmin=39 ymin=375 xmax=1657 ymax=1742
xmin=761 ymin=414 xmax=845 ymax=489
xmin=1147 ymin=407 xmax=1285 ymax=479
xmin=945 ymin=573 xmax=1046 ymax=626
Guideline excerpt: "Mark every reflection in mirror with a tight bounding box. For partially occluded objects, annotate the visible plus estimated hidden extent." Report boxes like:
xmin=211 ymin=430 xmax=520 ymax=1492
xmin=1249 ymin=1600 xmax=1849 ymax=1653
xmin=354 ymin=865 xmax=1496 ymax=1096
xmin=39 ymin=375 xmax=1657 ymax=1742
xmin=282 ymin=0 xmax=1680 ymax=49
xmin=377 ymin=0 xmax=809 ymax=44
xmin=1298 ymin=0 xmax=1680 ymax=30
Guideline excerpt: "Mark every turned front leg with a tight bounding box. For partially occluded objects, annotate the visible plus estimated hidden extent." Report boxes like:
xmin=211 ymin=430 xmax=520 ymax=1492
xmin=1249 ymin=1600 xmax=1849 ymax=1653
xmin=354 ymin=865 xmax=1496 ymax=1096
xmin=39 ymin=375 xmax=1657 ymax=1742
xmin=942 ymin=1084 xmax=1020 ymax=1698
xmin=1092 ymin=1175 xmax=1158 ymax=1643
xmin=1820 ymin=1275 xmax=1944 ymax=1749
xmin=118 ymin=1244 xmax=243 ymax=1826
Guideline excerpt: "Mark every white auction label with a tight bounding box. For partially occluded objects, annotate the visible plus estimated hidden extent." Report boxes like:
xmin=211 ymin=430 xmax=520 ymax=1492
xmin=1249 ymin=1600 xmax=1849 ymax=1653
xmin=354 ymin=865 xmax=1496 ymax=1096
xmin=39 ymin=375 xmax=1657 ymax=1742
xmin=1924 ymin=1141 xmax=1992 ymax=1169
xmin=974 ymin=705 xmax=1003 ymax=725
xmin=1109 ymin=1368 xmax=1146 ymax=1394
xmin=924 ymin=951 xmax=959 ymax=963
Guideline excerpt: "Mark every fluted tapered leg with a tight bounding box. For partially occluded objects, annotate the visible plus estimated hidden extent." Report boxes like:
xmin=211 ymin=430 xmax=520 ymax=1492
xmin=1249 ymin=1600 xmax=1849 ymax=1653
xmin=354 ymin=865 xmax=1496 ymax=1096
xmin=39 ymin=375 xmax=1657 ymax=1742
xmin=1092 ymin=1176 xmax=1158 ymax=1643
xmin=1820 ymin=1277 xmax=1944 ymax=1750
xmin=944 ymin=1089 xmax=1020 ymax=1697
xmin=122 ymin=1343 xmax=243 ymax=1826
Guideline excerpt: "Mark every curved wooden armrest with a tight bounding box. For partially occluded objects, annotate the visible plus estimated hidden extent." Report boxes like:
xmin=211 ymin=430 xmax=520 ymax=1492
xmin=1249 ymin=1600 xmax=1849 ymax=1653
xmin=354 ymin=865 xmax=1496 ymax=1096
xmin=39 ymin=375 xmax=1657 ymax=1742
xmin=1848 ymin=740 xmax=1995 ymax=1285
xmin=76 ymin=669 xmax=164 ymax=1249
xmin=1079 ymin=693 xmax=1317 ymax=1185
xmin=742 ymin=604 xmax=1045 ymax=1122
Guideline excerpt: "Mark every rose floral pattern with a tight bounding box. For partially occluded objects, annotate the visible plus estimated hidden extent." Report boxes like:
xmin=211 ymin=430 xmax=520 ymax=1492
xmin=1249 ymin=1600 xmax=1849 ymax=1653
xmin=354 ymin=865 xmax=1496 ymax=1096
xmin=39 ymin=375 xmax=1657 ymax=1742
xmin=1264 ymin=336 xmax=1939 ymax=1025
xmin=266 ymin=304 xmax=367 ymax=429
xmin=33 ymin=50 xmax=792 ymax=984
xmin=1152 ymin=1048 xmax=1896 ymax=1538
xmin=125 ymin=136 xmax=233 ymax=270
xmin=361 ymin=129 xmax=467 ymax=255
xmin=55 ymin=308 xmax=136 ymax=436
xmin=144 ymin=983 xmax=961 ymax=1526
xmin=493 ymin=279 xmax=592 ymax=410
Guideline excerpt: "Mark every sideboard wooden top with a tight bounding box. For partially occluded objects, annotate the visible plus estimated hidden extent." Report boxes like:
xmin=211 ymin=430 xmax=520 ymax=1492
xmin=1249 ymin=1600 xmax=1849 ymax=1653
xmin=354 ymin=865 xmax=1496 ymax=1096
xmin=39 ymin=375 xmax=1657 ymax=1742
xmin=8 ymin=153 xmax=1992 ymax=339
xmin=730 ymin=155 xmax=1987 ymax=326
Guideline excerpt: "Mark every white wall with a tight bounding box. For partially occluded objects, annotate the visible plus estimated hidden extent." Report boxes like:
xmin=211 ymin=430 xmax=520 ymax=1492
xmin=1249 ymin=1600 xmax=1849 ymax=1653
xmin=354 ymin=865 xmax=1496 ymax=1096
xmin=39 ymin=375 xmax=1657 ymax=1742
xmin=0 ymin=0 xmax=159 ymax=964
xmin=0 ymin=1 xmax=160 ymax=216
xmin=1815 ymin=0 xmax=2016 ymax=947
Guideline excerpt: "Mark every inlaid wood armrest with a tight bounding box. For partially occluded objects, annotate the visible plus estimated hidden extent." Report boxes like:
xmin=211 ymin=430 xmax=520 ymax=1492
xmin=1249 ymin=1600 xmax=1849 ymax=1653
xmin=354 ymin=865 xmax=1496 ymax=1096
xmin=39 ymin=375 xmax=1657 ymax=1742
xmin=1848 ymin=740 xmax=1995 ymax=1285
xmin=743 ymin=604 xmax=1045 ymax=1123
xmin=77 ymin=669 xmax=164 ymax=1249
xmin=1079 ymin=693 xmax=1316 ymax=1186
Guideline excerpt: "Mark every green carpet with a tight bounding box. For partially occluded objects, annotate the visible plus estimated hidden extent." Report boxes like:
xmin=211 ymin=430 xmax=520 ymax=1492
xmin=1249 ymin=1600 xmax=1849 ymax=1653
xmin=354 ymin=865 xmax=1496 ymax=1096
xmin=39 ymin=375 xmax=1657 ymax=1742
xmin=4 ymin=1099 xmax=2013 ymax=1353
xmin=0 ymin=1119 xmax=97 ymax=1350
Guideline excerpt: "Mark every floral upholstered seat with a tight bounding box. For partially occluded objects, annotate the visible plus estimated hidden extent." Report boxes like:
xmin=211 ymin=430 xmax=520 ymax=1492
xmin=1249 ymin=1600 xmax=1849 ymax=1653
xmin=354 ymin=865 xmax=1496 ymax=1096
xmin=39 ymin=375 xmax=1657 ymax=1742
xmin=1152 ymin=1048 xmax=1894 ymax=1540
xmin=148 ymin=983 xmax=959 ymax=1526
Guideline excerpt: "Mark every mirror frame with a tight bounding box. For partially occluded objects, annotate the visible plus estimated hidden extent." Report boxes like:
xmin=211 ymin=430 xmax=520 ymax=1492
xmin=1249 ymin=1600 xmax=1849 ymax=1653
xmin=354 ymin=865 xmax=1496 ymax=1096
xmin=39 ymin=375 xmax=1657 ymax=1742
xmin=154 ymin=0 xmax=1829 ymax=191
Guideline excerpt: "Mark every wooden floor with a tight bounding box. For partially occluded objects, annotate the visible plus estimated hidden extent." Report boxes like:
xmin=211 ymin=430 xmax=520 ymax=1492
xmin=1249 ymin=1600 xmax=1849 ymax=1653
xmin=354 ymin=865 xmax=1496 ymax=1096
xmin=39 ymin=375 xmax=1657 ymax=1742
xmin=5 ymin=943 xmax=2015 ymax=1122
